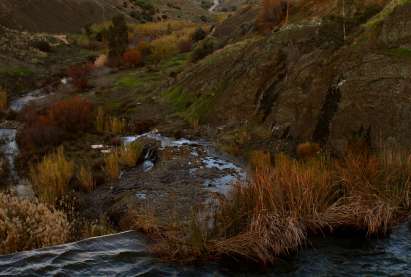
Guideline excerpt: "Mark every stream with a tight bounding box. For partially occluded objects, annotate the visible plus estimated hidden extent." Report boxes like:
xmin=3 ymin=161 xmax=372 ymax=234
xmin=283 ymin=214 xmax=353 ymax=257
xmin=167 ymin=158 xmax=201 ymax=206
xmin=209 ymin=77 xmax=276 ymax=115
xmin=0 ymin=222 xmax=409 ymax=276
xmin=209 ymin=0 xmax=220 ymax=12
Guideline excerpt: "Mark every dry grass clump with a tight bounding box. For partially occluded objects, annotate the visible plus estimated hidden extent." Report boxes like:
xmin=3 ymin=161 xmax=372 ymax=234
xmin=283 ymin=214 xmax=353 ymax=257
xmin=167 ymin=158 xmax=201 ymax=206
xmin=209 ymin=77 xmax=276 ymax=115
xmin=0 ymin=193 xmax=70 ymax=255
xmin=0 ymin=88 xmax=7 ymax=111
xmin=118 ymin=142 xmax=143 ymax=168
xmin=133 ymin=148 xmax=411 ymax=264
xmin=95 ymin=108 xmax=126 ymax=135
xmin=77 ymin=165 xmax=95 ymax=192
xmin=104 ymin=151 xmax=121 ymax=180
xmin=30 ymin=147 xmax=75 ymax=204
xmin=106 ymin=117 xmax=126 ymax=135
xmin=104 ymin=142 xmax=143 ymax=180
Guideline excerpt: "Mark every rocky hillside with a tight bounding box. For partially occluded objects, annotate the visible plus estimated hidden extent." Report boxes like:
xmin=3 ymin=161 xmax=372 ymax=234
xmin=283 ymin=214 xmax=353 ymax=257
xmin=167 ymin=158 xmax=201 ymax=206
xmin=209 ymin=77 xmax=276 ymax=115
xmin=169 ymin=0 xmax=411 ymax=153
xmin=0 ymin=0 xmax=123 ymax=33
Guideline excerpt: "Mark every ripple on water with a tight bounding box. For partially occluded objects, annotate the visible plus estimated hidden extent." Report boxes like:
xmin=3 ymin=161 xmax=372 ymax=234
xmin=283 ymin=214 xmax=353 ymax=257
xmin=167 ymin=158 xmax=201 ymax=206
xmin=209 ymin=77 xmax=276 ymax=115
xmin=1 ymin=223 xmax=410 ymax=276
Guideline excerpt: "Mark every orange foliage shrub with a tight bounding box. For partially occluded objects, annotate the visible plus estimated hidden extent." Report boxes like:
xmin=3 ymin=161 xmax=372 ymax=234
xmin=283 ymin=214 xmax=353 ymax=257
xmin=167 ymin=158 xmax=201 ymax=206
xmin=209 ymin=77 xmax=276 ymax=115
xmin=123 ymin=49 xmax=143 ymax=66
xmin=48 ymin=96 xmax=93 ymax=133
xmin=18 ymin=97 xmax=93 ymax=152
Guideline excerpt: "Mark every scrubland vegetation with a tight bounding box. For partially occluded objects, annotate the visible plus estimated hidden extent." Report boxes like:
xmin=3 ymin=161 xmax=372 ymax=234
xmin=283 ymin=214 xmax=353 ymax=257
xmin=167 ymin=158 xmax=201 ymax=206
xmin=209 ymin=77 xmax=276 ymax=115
xmin=123 ymin=147 xmax=411 ymax=263
xmin=2 ymin=1 xmax=411 ymax=270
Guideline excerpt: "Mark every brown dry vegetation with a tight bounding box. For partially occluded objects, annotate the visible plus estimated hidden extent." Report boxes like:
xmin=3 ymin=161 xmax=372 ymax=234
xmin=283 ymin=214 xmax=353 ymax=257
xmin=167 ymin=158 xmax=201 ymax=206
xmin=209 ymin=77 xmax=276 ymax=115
xmin=125 ymin=148 xmax=411 ymax=264
xmin=0 ymin=193 xmax=70 ymax=255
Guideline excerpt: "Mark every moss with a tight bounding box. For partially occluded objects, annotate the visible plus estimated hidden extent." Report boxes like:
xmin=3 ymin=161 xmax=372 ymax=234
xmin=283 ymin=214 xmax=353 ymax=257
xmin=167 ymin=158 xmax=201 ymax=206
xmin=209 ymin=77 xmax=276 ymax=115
xmin=162 ymin=86 xmax=217 ymax=124
xmin=158 ymin=53 xmax=190 ymax=73
xmin=115 ymin=71 xmax=161 ymax=89
xmin=0 ymin=67 xmax=34 ymax=78
xmin=384 ymin=47 xmax=411 ymax=58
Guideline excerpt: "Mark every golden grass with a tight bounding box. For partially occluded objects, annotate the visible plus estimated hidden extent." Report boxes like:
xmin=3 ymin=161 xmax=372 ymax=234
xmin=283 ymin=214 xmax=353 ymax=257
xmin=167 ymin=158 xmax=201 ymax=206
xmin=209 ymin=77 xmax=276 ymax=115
xmin=95 ymin=107 xmax=126 ymax=135
xmin=131 ymin=20 xmax=199 ymax=37
xmin=149 ymin=26 xmax=199 ymax=62
xmin=0 ymin=88 xmax=7 ymax=111
xmin=118 ymin=142 xmax=143 ymax=168
xmin=104 ymin=151 xmax=121 ymax=180
xmin=77 ymin=165 xmax=95 ymax=192
xmin=105 ymin=116 xmax=126 ymax=135
xmin=0 ymin=193 xmax=70 ymax=255
xmin=30 ymin=147 xmax=74 ymax=204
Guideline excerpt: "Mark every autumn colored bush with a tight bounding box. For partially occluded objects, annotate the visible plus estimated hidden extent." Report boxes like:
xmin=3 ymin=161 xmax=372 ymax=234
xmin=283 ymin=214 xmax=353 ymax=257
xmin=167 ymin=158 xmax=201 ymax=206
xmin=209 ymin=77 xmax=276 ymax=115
xmin=123 ymin=48 xmax=143 ymax=66
xmin=18 ymin=112 xmax=64 ymax=152
xmin=66 ymin=63 xmax=94 ymax=91
xmin=0 ymin=193 xmax=70 ymax=255
xmin=19 ymin=97 xmax=93 ymax=153
xmin=48 ymin=96 xmax=94 ymax=133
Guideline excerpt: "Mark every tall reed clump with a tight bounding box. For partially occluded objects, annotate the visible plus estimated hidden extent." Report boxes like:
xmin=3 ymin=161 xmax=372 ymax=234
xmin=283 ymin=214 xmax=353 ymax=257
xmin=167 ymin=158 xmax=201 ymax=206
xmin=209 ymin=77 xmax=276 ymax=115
xmin=118 ymin=142 xmax=143 ymax=168
xmin=0 ymin=193 xmax=70 ymax=255
xmin=0 ymin=88 xmax=7 ymax=111
xmin=106 ymin=116 xmax=126 ymax=135
xmin=103 ymin=142 xmax=143 ymax=180
xmin=95 ymin=107 xmax=126 ymax=135
xmin=30 ymin=147 xmax=75 ymax=204
xmin=211 ymin=154 xmax=337 ymax=263
xmin=104 ymin=151 xmax=121 ymax=180
xmin=211 ymin=149 xmax=411 ymax=263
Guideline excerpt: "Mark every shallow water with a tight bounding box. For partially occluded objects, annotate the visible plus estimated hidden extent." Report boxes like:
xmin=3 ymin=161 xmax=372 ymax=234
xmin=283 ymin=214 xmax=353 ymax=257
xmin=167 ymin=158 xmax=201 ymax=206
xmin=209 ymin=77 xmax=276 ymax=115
xmin=0 ymin=222 xmax=409 ymax=276
xmin=0 ymin=128 xmax=34 ymax=197
xmin=9 ymin=89 xmax=49 ymax=112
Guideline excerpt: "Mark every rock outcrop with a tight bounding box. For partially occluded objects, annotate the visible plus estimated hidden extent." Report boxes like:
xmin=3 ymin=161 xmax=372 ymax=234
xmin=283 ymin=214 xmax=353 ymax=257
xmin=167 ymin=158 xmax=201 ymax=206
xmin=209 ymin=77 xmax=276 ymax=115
xmin=172 ymin=1 xmax=411 ymax=152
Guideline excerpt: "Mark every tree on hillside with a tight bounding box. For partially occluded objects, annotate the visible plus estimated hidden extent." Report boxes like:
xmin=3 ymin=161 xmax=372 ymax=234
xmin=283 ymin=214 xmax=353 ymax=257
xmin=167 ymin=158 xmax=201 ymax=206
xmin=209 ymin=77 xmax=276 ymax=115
xmin=108 ymin=15 xmax=128 ymax=65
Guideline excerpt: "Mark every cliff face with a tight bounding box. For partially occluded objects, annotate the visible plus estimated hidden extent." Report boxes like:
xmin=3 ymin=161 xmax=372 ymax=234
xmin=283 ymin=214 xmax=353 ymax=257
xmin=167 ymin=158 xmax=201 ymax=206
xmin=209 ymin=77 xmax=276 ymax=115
xmin=172 ymin=1 xmax=411 ymax=151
